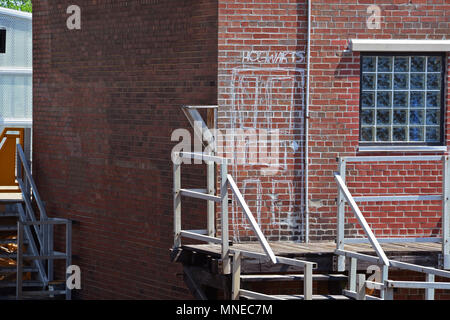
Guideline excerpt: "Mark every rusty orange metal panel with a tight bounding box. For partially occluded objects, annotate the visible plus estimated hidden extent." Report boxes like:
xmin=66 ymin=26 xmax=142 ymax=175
xmin=0 ymin=128 xmax=24 ymax=192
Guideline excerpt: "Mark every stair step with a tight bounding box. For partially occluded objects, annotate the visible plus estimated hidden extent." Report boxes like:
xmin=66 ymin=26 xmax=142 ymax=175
xmin=239 ymin=290 xmax=352 ymax=300
xmin=0 ymin=266 xmax=38 ymax=273
xmin=0 ymin=252 xmax=68 ymax=259
xmin=0 ymin=212 xmax=19 ymax=217
xmin=240 ymin=274 xmax=348 ymax=282
xmin=20 ymin=290 xmax=67 ymax=297
xmin=0 ymin=290 xmax=67 ymax=300
xmin=0 ymin=239 xmax=28 ymax=244
xmin=0 ymin=225 xmax=17 ymax=231
xmin=0 ymin=280 xmax=44 ymax=288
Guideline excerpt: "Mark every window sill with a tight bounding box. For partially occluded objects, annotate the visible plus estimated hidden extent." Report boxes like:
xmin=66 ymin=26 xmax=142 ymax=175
xmin=358 ymin=145 xmax=447 ymax=153
xmin=350 ymin=39 xmax=450 ymax=52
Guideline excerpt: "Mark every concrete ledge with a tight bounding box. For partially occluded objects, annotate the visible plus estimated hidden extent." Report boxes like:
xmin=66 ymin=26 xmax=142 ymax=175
xmin=358 ymin=145 xmax=447 ymax=153
xmin=350 ymin=39 xmax=450 ymax=52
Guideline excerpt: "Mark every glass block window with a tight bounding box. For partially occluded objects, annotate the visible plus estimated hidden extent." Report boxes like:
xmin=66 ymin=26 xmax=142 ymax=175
xmin=360 ymin=54 xmax=445 ymax=145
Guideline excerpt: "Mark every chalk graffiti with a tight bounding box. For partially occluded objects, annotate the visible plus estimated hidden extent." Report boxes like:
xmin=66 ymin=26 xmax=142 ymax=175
xmin=229 ymin=50 xmax=306 ymax=241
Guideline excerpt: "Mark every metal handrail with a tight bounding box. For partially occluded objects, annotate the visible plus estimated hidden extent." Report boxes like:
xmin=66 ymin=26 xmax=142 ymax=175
xmin=16 ymin=204 xmax=48 ymax=286
xmin=335 ymin=155 xmax=450 ymax=271
xmin=16 ymin=217 xmax=72 ymax=300
xmin=15 ymin=143 xmax=72 ymax=298
xmin=334 ymin=173 xmax=390 ymax=266
xmin=16 ymin=143 xmax=48 ymax=220
xmin=334 ymin=155 xmax=450 ymax=299
xmin=227 ymin=174 xmax=277 ymax=264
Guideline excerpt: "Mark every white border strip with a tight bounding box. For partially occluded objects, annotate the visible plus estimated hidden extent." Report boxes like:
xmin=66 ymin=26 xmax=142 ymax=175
xmin=0 ymin=68 xmax=32 ymax=75
xmin=350 ymin=39 xmax=450 ymax=52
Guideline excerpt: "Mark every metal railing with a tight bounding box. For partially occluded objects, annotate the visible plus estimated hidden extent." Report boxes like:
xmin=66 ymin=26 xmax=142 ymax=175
xmin=173 ymin=151 xmax=316 ymax=300
xmin=16 ymin=217 xmax=72 ymax=300
xmin=15 ymin=143 xmax=72 ymax=299
xmin=334 ymin=155 xmax=450 ymax=300
xmin=335 ymin=155 xmax=449 ymax=270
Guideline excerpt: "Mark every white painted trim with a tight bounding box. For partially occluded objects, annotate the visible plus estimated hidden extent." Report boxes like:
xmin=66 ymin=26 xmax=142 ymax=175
xmin=358 ymin=145 xmax=447 ymax=153
xmin=0 ymin=7 xmax=31 ymax=20
xmin=0 ymin=68 xmax=32 ymax=75
xmin=350 ymin=39 xmax=450 ymax=52
xmin=0 ymin=118 xmax=32 ymax=127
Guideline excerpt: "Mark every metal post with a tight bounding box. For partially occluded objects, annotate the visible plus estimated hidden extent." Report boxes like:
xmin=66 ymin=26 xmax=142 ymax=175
xmin=16 ymin=221 xmax=23 ymax=300
xmin=48 ymin=224 xmax=54 ymax=283
xmin=221 ymin=160 xmax=230 ymax=274
xmin=349 ymin=257 xmax=357 ymax=292
xmin=173 ymin=161 xmax=181 ymax=248
xmin=425 ymin=273 xmax=435 ymax=300
xmin=337 ymin=157 xmax=346 ymax=271
xmin=231 ymin=251 xmax=241 ymax=300
xmin=42 ymin=222 xmax=48 ymax=265
xmin=380 ymin=265 xmax=389 ymax=300
xmin=443 ymin=155 xmax=450 ymax=269
xmin=384 ymin=286 xmax=394 ymax=300
xmin=207 ymin=160 xmax=215 ymax=238
xmin=356 ymin=273 xmax=366 ymax=300
xmin=16 ymin=145 xmax=22 ymax=180
xmin=66 ymin=220 xmax=72 ymax=300
xmin=304 ymin=263 xmax=313 ymax=300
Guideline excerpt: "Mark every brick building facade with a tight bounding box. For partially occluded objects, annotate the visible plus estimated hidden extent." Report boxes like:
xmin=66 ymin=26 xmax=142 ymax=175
xmin=33 ymin=0 xmax=449 ymax=299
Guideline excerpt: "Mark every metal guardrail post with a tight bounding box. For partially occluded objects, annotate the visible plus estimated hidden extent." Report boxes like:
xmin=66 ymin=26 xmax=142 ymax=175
xmin=384 ymin=286 xmax=394 ymax=300
xmin=356 ymin=274 xmax=366 ymax=300
xmin=443 ymin=155 xmax=450 ymax=269
xmin=221 ymin=159 xmax=230 ymax=274
xmin=173 ymin=161 xmax=181 ymax=248
xmin=425 ymin=274 xmax=435 ymax=300
xmin=48 ymin=224 xmax=54 ymax=283
xmin=231 ymin=251 xmax=241 ymax=300
xmin=16 ymin=221 xmax=23 ymax=300
xmin=66 ymin=220 xmax=72 ymax=300
xmin=337 ymin=157 xmax=346 ymax=272
xmin=380 ymin=265 xmax=389 ymax=300
xmin=304 ymin=263 xmax=313 ymax=300
xmin=349 ymin=257 xmax=357 ymax=292
xmin=207 ymin=160 xmax=215 ymax=238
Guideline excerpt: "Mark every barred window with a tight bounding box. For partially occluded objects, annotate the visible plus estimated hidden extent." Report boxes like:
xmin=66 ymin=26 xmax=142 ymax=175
xmin=359 ymin=54 xmax=445 ymax=145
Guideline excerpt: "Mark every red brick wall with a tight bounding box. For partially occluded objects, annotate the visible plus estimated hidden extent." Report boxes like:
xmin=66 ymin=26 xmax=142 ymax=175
xmin=218 ymin=0 xmax=308 ymax=242
xmin=308 ymin=0 xmax=450 ymax=241
xmin=218 ymin=0 xmax=450 ymax=242
xmin=33 ymin=0 xmax=218 ymax=299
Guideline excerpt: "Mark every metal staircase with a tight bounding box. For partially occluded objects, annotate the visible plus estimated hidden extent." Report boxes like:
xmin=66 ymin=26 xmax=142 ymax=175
xmin=0 ymin=142 xmax=72 ymax=300
xmin=173 ymin=105 xmax=450 ymax=301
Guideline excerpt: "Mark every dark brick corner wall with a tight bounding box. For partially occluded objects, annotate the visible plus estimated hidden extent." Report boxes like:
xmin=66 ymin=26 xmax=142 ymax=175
xmin=33 ymin=0 xmax=218 ymax=299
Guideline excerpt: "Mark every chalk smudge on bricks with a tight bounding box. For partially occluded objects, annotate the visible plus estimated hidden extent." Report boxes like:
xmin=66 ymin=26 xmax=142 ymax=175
xmin=225 ymin=50 xmax=306 ymax=242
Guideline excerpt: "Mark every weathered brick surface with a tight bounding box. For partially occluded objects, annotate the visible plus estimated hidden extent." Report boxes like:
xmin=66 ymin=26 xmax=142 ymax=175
xmin=34 ymin=0 xmax=450 ymax=300
xmin=218 ymin=0 xmax=450 ymax=243
xmin=307 ymin=0 xmax=450 ymax=241
xmin=218 ymin=0 xmax=308 ymax=242
xmin=33 ymin=0 xmax=217 ymax=299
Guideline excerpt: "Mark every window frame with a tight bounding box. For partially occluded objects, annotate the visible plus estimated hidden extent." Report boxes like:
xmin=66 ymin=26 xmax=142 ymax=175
xmin=358 ymin=52 xmax=447 ymax=147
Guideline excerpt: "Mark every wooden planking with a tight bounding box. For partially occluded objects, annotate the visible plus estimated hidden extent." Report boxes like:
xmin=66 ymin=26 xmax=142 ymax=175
xmin=183 ymin=240 xmax=441 ymax=259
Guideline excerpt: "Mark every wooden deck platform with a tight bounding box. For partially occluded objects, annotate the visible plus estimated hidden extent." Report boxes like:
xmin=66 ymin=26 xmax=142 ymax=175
xmin=181 ymin=241 xmax=443 ymax=273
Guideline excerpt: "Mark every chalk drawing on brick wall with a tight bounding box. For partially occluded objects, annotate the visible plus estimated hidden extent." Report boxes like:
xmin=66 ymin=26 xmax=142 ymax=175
xmin=229 ymin=51 xmax=305 ymax=241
